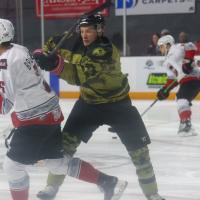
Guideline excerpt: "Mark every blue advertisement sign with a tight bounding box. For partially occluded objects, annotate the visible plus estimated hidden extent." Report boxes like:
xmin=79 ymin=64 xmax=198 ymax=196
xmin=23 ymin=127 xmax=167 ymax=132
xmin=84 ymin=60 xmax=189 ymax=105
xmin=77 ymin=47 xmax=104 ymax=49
xmin=115 ymin=0 xmax=195 ymax=15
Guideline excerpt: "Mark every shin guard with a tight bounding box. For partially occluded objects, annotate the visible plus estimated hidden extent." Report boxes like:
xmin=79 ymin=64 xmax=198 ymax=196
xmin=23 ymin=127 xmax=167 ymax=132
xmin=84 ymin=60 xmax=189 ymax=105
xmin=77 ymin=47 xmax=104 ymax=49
xmin=129 ymin=146 xmax=158 ymax=198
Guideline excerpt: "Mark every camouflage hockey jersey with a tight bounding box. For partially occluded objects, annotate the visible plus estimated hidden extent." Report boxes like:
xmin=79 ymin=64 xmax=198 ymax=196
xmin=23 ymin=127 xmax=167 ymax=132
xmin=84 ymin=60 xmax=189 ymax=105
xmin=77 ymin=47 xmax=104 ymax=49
xmin=43 ymin=33 xmax=130 ymax=104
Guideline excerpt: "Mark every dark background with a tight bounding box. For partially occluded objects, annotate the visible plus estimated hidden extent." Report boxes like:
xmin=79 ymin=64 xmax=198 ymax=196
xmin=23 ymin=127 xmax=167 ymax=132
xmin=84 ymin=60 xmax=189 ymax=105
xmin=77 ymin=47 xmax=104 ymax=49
xmin=1 ymin=0 xmax=200 ymax=56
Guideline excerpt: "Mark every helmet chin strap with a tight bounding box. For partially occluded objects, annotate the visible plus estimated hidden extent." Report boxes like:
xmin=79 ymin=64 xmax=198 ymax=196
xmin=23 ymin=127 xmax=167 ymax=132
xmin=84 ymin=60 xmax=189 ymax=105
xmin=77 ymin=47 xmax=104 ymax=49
xmin=97 ymin=30 xmax=103 ymax=37
xmin=162 ymin=44 xmax=170 ymax=56
xmin=166 ymin=45 xmax=171 ymax=55
xmin=164 ymin=49 xmax=168 ymax=56
xmin=96 ymin=26 xmax=104 ymax=37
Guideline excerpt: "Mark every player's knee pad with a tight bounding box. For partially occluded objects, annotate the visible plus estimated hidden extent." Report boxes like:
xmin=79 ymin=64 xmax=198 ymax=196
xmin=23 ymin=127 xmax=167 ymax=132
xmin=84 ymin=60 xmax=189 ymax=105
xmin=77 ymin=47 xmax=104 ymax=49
xmin=3 ymin=156 xmax=29 ymax=189
xmin=44 ymin=155 xmax=71 ymax=175
xmin=177 ymin=99 xmax=190 ymax=111
xmin=129 ymin=146 xmax=155 ymax=177
xmin=63 ymin=132 xmax=81 ymax=156
xmin=67 ymin=157 xmax=82 ymax=178
xmin=177 ymin=99 xmax=191 ymax=120
xmin=3 ymin=156 xmax=27 ymax=180
xmin=129 ymin=146 xmax=150 ymax=165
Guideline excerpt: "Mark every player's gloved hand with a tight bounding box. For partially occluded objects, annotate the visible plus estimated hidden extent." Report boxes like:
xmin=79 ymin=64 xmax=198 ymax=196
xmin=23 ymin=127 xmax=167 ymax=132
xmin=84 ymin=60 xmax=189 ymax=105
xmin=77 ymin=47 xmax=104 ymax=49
xmin=157 ymin=87 xmax=170 ymax=100
xmin=182 ymin=59 xmax=194 ymax=74
xmin=33 ymin=49 xmax=59 ymax=71
xmin=157 ymin=79 xmax=178 ymax=100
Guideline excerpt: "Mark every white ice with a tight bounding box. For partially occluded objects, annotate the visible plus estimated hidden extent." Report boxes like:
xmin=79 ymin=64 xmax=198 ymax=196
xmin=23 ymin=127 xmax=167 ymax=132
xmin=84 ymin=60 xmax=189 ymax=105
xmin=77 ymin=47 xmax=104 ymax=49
xmin=1 ymin=99 xmax=200 ymax=200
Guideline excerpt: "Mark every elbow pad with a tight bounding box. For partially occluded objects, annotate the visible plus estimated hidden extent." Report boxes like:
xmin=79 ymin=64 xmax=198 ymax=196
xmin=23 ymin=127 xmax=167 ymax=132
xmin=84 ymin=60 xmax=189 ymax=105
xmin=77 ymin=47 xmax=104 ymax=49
xmin=182 ymin=59 xmax=194 ymax=74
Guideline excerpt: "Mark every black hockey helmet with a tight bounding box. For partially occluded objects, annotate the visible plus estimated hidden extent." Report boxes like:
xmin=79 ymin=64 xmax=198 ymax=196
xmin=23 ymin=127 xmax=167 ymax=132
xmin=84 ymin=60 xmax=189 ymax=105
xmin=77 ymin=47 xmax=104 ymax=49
xmin=78 ymin=14 xmax=105 ymax=30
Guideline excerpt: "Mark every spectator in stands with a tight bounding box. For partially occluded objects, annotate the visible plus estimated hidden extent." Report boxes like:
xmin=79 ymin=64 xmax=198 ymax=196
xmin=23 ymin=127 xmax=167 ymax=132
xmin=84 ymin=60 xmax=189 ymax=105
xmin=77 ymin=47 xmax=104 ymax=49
xmin=111 ymin=32 xmax=131 ymax=56
xmin=146 ymin=32 xmax=161 ymax=56
xmin=195 ymin=39 xmax=200 ymax=55
xmin=178 ymin=31 xmax=189 ymax=43
xmin=195 ymin=39 xmax=200 ymax=68
xmin=160 ymin=28 xmax=170 ymax=36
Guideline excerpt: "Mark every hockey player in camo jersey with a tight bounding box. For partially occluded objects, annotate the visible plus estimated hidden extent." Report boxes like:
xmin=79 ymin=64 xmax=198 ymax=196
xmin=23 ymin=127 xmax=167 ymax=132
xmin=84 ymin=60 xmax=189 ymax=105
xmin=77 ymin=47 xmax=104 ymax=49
xmin=157 ymin=35 xmax=200 ymax=136
xmin=0 ymin=18 xmax=128 ymax=200
xmin=33 ymin=14 xmax=165 ymax=200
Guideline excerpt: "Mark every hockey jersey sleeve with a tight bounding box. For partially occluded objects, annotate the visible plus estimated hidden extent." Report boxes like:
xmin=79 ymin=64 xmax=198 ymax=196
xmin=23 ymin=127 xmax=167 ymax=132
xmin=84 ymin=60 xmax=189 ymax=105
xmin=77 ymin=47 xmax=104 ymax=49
xmin=182 ymin=42 xmax=197 ymax=74
xmin=0 ymin=56 xmax=15 ymax=115
xmin=43 ymin=32 xmax=80 ymax=60
xmin=60 ymin=38 xmax=117 ymax=86
xmin=0 ymin=93 xmax=13 ymax=114
xmin=41 ymin=33 xmax=81 ymax=81
xmin=164 ymin=44 xmax=185 ymax=81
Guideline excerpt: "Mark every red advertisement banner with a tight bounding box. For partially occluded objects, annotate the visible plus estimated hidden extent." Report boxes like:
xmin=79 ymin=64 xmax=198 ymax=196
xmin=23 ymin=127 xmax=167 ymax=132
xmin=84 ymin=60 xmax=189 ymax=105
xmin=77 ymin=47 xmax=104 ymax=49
xmin=35 ymin=0 xmax=108 ymax=19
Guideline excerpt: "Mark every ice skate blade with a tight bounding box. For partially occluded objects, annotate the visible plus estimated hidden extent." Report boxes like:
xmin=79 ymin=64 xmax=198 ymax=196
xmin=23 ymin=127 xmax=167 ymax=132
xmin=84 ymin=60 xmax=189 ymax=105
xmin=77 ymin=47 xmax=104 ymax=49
xmin=110 ymin=180 xmax=128 ymax=200
xmin=178 ymin=130 xmax=198 ymax=137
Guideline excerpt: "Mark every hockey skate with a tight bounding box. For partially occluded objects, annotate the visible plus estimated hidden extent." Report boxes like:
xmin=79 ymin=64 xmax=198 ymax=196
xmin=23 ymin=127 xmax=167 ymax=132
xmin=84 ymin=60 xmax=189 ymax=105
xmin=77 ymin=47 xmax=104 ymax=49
xmin=98 ymin=176 xmax=128 ymax=200
xmin=177 ymin=120 xmax=198 ymax=137
xmin=147 ymin=193 xmax=165 ymax=200
xmin=37 ymin=185 xmax=58 ymax=200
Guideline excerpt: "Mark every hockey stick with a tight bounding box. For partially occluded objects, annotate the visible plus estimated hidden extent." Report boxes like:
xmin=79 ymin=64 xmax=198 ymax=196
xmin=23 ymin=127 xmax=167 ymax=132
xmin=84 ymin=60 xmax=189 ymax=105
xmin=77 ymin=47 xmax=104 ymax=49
xmin=48 ymin=0 xmax=113 ymax=56
xmin=109 ymin=79 xmax=178 ymax=134
xmin=141 ymin=99 xmax=158 ymax=117
xmin=109 ymin=98 xmax=158 ymax=133
xmin=140 ymin=79 xmax=178 ymax=117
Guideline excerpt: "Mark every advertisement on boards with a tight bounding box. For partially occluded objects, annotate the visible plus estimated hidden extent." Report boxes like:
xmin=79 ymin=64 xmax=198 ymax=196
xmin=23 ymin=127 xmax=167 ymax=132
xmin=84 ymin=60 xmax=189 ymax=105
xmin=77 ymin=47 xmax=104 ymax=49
xmin=115 ymin=0 xmax=195 ymax=16
xmin=36 ymin=0 xmax=108 ymax=19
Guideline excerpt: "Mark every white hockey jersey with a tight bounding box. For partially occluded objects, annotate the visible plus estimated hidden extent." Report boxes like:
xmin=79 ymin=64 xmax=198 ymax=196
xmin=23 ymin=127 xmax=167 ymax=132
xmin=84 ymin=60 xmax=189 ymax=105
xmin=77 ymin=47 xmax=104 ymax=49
xmin=163 ymin=42 xmax=200 ymax=83
xmin=0 ymin=44 xmax=63 ymax=127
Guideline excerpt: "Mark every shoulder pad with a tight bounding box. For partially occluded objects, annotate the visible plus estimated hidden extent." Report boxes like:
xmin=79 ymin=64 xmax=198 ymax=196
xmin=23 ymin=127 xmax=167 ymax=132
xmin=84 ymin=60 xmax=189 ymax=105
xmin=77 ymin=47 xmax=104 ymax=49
xmin=184 ymin=42 xmax=197 ymax=51
xmin=92 ymin=46 xmax=107 ymax=57
xmin=88 ymin=38 xmax=113 ymax=61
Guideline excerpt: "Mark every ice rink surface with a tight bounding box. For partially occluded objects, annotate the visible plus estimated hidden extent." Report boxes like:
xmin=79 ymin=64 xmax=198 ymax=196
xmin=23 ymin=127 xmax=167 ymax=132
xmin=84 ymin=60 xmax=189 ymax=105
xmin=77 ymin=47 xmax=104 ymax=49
xmin=1 ymin=99 xmax=200 ymax=200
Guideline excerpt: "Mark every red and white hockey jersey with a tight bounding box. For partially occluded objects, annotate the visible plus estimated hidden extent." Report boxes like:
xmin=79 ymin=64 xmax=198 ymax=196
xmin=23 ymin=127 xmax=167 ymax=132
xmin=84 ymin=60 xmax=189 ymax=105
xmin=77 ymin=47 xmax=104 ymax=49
xmin=0 ymin=44 xmax=63 ymax=127
xmin=163 ymin=42 xmax=200 ymax=83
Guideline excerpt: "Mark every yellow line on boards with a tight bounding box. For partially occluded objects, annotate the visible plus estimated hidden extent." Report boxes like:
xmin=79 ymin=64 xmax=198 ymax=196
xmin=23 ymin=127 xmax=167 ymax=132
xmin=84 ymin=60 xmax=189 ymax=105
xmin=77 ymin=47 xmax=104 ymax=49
xmin=59 ymin=91 xmax=200 ymax=100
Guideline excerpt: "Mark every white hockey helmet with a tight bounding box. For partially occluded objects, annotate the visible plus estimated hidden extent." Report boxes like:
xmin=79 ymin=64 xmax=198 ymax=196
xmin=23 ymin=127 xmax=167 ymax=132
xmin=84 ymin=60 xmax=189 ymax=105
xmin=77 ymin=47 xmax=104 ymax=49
xmin=157 ymin=35 xmax=175 ymax=47
xmin=0 ymin=18 xmax=14 ymax=44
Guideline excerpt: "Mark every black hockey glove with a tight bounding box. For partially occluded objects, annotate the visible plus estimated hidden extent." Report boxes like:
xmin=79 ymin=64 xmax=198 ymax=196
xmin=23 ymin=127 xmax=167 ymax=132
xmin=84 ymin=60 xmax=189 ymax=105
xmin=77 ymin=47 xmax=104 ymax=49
xmin=182 ymin=59 xmax=194 ymax=74
xmin=157 ymin=79 xmax=178 ymax=100
xmin=33 ymin=49 xmax=59 ymax=71
xmin=157 ymin=87 xmax=170 ymax=100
